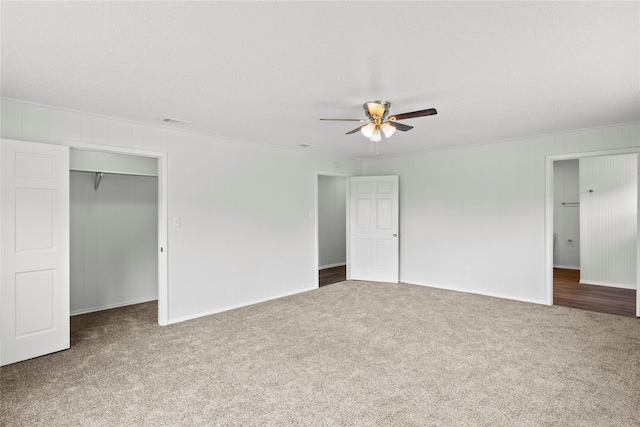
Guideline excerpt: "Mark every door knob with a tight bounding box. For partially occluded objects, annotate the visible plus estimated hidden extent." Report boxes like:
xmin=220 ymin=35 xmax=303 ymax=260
xmin=393 ymin=234 xmax=398 ymax=237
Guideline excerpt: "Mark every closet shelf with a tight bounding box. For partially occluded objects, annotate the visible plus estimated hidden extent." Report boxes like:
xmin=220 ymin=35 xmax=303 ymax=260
xmin=70 ymin=169 xmax=158 ymax=191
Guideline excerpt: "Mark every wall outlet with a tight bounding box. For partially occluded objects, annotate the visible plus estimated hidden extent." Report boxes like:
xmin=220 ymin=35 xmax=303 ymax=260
xmin=464 ymin=268 xmax=469 ymax=277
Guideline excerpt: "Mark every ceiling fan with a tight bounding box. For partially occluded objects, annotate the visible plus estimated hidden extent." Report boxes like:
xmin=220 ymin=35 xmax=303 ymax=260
xmin=320 ymin=101 xmax=437 ymax=142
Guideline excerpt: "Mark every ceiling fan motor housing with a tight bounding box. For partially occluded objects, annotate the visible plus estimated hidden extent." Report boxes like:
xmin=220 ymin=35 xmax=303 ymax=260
xmin=364 ymin=101 xmax=390 ymax=122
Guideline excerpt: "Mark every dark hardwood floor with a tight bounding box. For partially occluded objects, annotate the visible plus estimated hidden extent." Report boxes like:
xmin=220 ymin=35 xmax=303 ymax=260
xmin=554 ymin=268 xmax=637 ymax=318
xmin=319 ymin=265 xmax=346 ymax=287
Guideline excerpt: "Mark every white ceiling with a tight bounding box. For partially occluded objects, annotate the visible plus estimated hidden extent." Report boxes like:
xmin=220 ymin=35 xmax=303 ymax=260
xmin=1 ymin=1 xmax=638 ymax=160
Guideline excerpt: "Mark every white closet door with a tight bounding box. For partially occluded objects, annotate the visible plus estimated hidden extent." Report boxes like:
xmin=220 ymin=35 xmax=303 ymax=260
xmin=1 ymin=139 xmax=70 ymax=366
xmin=349 ymin=176 xmax=399 ymax=283
xmin=579 ymin=155 xmax=637 ymax=287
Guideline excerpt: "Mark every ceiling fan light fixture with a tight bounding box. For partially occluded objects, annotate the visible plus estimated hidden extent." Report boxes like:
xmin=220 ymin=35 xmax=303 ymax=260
xmin=370 ymin=128 xmax=382 ymax=142
xmin=361 ymin=123 xmax=375 ymax=137
xmin=380 ymin=122 xmax=396 ymax=138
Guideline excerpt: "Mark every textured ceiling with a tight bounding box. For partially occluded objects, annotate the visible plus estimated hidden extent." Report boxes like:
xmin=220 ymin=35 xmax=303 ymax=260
xmin=1 ymin=1 xmax=638 ymax=159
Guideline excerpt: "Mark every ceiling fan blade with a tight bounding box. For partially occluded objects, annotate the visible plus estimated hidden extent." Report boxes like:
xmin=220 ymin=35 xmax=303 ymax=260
xmin=389 ymin=108 xmax=437 ymax=121
xmin=319 ymin=118 xmax=366 ymax=122
xmin=346 ymin=124 xmax=368 ymax=135
xmin=387 ymin=121 xmax=413 ymax=132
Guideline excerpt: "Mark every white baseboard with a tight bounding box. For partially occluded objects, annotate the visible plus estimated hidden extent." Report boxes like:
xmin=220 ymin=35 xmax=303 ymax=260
xmin=71 ymin=296 xmax=158 ymax=316
xmin=319 ymin=262 xmax=346 ymax=270
xmin=553 ymin=265 xmax=580 ymax=270
xmin=168 ymin=286 xmax=317 ymax=325
xmin=401 ymin=279 xmax=546 ymax=306
xmin=579 ymin=280 xmax=636 ymax=290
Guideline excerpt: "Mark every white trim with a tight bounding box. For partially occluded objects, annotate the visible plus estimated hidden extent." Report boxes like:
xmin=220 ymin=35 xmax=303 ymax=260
xmin=545 ymin=155 xmax=554 ymax=306
xmin=553 ymin=265 xmax=580 ymax=270
xmin=63 ymin=140 xmax=166 ymax=157
xmin=547 ymin=147 xmax=640 ymax=162
xmin=579 ymin=280 xmax=636 ymax=290
xmin=167 ymin=286 xmax=317 ymax=325
xmin=319 ymin=262 xmax=346 ymax=270
xmin=546 ymin=147 xmax=640 ymax=311
xmin=403 ymin=280 xmax=546 ymax=306
xmin=314 ymin=171 xmax=352 ymax=288
xmin=62 ymin=140 xmax=170 ymax=326
xmin=346 ymin=178 xmax=351 ymax=281
xmin=71 ymin=297 xmax=158 ymax=316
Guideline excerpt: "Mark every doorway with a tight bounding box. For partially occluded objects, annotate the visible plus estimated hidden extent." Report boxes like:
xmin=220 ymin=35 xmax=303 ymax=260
xmin=63 ymin=141 xmax=169 ymax=325
xmin=546 ymin=149 xmax=639 ymax=317
xmin=316 ymin=173 xmax=349 ymax=287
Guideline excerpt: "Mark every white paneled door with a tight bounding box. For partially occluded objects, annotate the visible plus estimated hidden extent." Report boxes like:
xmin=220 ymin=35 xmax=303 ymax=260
xmin=1 ymin=139 xmax=70 ymax=366
xmin=349 ymin=176 xmax=399 ymax=283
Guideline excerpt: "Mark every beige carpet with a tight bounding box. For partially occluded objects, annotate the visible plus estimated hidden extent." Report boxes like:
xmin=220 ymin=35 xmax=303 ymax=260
xmin=1 ymin=281 xmax=639 ymax=426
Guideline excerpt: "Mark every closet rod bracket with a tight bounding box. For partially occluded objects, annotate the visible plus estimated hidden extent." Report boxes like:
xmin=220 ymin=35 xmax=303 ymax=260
xmin=94 ymin=172 xmax=104 ymax=191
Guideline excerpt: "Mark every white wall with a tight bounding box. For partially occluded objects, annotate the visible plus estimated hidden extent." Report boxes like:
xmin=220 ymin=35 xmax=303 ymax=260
xmin=364 ymin=123 xmax=640 ymax=304
xmin=318 ymin=175 xmax=347 ymax=268
xmin=3 ymin=97 xmax=638 ymax=315
xmin=71 ymin=171 xmax=158 ymax=314
xmin=1 ymin=98 xmax=363 ymax=323
xmin=70 ymin=149 xmax=158 ymax=176
xmin=553 ymin=159 xmax=580 ymax=269
xmin=579 ymin=154 xmax=637 ymax=289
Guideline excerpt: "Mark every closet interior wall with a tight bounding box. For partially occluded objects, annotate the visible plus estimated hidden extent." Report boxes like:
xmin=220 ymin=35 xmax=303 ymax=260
xmin=318 ymin=175 xmax=347 ymax=269
xmin=553 ymin=159 xmax=580 ymax=269
xmin=70 ymin=150 xmax=158 ymax=315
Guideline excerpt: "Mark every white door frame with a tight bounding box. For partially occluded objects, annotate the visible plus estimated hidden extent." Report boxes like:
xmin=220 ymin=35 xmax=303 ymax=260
xmin=545 ymin=147 xmax=640 ymax=317
xmin=315 ymin=171 xmax=352 ymax=286
xmin=63 ymin=141 xmax=169 ymax=325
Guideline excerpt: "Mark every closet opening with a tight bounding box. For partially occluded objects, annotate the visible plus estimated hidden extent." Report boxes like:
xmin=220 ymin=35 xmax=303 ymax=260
xmin=64 ymin=142 xmax=168 ymax=325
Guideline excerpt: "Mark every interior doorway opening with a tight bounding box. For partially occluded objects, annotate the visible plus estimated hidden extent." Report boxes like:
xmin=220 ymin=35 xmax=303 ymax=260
xmin=546 ymin=149 xmax=639 ymax=318
xmin=316 ymin=172 xmax=350 ymax=287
